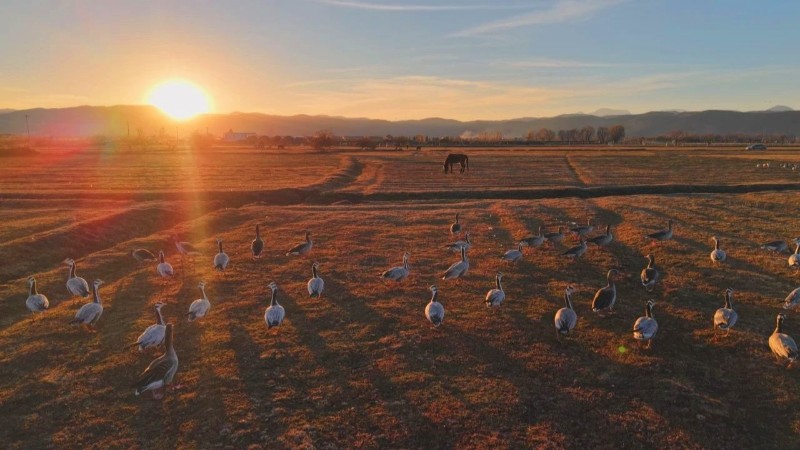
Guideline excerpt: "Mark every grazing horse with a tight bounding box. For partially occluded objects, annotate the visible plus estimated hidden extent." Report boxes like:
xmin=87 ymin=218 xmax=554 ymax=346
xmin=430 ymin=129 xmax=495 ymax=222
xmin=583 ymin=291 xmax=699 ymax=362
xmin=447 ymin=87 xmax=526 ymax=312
xmin=443 ymin=153 xmax=469 ymax=174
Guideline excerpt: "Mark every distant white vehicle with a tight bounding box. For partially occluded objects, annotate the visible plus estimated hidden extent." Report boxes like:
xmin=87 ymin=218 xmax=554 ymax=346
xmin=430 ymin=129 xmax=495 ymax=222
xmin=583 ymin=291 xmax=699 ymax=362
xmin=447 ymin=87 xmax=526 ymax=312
xmin=746 ymin=144 xmax=767 ymax=150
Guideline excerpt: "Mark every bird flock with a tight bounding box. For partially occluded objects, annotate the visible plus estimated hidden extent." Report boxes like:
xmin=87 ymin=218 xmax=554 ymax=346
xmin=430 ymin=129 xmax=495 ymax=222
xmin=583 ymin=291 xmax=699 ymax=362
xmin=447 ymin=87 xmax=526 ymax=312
xmin=21 ymin=212 xmax=800 ymax=400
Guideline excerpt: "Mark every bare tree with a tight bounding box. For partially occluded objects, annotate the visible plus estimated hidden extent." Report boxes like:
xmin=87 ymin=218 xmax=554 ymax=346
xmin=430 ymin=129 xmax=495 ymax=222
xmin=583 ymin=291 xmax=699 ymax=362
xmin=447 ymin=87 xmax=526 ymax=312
xmin=312 ymin=129 xmax=335 ymax=150
xmin=596 ymin=126 xmax=610 ymax=144
xmin=536 ymin=128 xmax=556 ymax=142
xmin=609 ymin=125 xmax=626 ymax=144
xmin=580 ymin=126 xmax=595 ymax=142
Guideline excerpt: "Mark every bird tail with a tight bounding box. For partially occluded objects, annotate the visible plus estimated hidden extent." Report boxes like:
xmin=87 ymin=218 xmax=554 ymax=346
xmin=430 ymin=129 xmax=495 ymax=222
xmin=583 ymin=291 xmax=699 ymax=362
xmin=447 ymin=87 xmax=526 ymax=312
xmin=186 ymin=313 xmax=195 ymax=321
xmin=215 ymin=264 xmax=223 ymax=271
xmin=125 ymin=342 xmax=140 ymax=350
xmin=69 ymin=318 xmax=80 ymax=325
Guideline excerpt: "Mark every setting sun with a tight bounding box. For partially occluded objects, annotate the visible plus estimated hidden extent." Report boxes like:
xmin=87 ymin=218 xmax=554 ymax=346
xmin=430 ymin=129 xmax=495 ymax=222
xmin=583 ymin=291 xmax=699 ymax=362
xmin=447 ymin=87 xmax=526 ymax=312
xmin=146 ymin=80 xmax=211 ymax=120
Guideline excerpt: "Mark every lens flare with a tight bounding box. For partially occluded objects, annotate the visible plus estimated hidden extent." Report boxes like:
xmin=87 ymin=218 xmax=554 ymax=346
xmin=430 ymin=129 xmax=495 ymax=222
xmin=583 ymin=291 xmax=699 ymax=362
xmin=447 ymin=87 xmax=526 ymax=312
xmin=147 ymin=80 xmax=211 ymax=120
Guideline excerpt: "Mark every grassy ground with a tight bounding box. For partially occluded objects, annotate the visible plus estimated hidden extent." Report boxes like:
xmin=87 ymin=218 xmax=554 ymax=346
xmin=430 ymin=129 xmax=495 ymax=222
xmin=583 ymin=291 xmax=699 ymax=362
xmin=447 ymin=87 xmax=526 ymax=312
xmin=1 ymin=146 xmax=800 ymax=449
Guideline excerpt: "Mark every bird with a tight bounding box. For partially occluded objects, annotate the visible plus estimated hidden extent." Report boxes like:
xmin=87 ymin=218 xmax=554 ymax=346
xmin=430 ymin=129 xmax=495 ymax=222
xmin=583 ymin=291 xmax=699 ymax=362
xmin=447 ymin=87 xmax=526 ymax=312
xmin=544 ymin=226 xmax=565 ymax=246
xmin=788 ymin=239 xmax=800 ymax=270
xmin=782 ymin=287 xmax=800 ymax=311
xmin=251 ymin=224 xmax=264 ymax=258
xmin=554 ymin=285 xmax=578 ymax=339
xmin=570 ymin=218 xmax=595 ymax=240
xmin=450 ymin=212 xmax=462 ymax=235
xmin=173 ymin=236 xmax=201 ymax=274
xmin=307 ymin=262 xmax=325 ymax=298
xmin=424 ymin=285 xmax=445 ymax=328
xmin=187 ymin=281 xmax=210 ymax=322
xmin=130 ymin=248 xmax=157 ymax=263
xmin=485 ymin=272 xmax=505 ymax=308
xmin=587 ymin=225 xmax=614 ymax=248
xmin=444 ymin=232 xmax=471 ymax=252
xmin=70 ymin=279 xmax=104 ymax=332
xmin=381 ymin=252 xmax=410 ymax=283
xmin=286 ymin=231 xmax=313 ymax=256
xmin=501 ymin=242 xmax=524 ymax=264
xmin=213 ymin=238 xmax=229 ymax=272
xmin=519 ymin=225 xmax=545 ymax=248
xmin=632 ymin=300 xmax=658 ymax=348
xmin=128 ymin=302 xmax=166 ymax=351
xmin=592 ymin=269 xmax=619 ymax=314
xmin=761 ymin=239 xmax=789 ymax=254
xmin=156 ymin=251 xmax=174 ymax=280
xmin=64 ymin=258 xmax=90 ymax=304
xmin=561 ymin=238 xmax=588 ymax=259
xmin=646 ymin=220 xmax=674 ymax=245
xmin=769 ymin=313 xmax=798 ymax=367
xmin=25 ymin=276 xmax=49 ymax=316
xmin=134 ymin=323 xmax=179 ymax=400
xmin=710 ymin=236 xmax=727 ymax=264
xmin=441 ymin=245 xmax=469 ymax=280
xmin=640 ymin=254 xmax=659 ymax=292
xmin=264 ymin=282 xmax=285 ymax=329
xmin=713 ymin=288 xmax=738 ymax=336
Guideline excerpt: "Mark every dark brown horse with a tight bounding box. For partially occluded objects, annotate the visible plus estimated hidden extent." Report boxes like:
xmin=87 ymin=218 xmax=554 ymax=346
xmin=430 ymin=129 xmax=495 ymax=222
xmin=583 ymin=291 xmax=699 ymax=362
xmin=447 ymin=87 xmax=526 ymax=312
xmin=443 ymin=153 xmax=469 ymax=174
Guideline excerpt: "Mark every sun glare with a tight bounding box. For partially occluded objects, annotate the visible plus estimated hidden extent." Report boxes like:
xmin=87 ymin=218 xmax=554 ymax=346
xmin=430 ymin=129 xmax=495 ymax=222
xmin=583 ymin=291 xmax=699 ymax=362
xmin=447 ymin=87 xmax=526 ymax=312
xmin=147 ymin=80 xmax=211 ymax=120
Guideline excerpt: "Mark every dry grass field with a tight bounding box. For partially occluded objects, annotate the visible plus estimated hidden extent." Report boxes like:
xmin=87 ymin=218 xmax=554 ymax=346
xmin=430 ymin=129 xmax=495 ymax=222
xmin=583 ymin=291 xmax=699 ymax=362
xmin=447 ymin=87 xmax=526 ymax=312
xmin=3 ymin=146 xmax=800 ymax=449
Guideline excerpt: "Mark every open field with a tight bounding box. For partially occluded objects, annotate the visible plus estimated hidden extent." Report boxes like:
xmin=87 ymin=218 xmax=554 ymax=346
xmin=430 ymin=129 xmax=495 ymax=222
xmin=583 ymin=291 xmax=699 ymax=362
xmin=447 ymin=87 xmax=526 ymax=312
xmin=3 ymin=146 xmax=800 ymax=448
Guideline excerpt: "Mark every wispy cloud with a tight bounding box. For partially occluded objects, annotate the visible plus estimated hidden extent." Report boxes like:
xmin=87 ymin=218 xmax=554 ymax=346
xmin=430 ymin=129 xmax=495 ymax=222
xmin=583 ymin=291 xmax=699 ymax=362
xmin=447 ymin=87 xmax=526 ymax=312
xmin=452 ymin=0 xmax=628 ymax=37
xmin=498 ymin=58 xmax=621 ymax=69
xmin=311 ymin=0 xmax=529 ymax=12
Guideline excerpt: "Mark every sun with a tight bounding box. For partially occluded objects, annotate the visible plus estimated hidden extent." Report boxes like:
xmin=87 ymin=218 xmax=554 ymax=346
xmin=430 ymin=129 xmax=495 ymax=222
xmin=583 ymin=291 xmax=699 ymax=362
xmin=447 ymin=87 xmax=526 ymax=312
xmin=147 ymin=80 xmax=211 ymax=120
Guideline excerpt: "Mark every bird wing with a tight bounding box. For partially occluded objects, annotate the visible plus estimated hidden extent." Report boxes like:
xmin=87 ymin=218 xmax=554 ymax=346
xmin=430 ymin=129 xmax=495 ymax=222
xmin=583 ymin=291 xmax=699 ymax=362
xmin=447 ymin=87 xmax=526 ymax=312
xmin=134 ymin=356 xmax=174 ymax=389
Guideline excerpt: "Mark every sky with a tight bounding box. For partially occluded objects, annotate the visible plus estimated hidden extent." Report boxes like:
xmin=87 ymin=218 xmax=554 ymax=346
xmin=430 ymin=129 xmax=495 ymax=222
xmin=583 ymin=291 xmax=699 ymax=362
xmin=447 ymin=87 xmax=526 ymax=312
xmin=1 ymin=0 xmax=799 ymax=120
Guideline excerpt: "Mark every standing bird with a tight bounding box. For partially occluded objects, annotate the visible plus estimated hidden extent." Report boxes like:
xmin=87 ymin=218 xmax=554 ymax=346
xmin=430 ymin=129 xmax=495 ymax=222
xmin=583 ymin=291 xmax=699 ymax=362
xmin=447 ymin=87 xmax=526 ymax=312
xmin=134 ymin=323 xmax=179 ymax=400
xmin=264 ymin=282 xmax=285 ymax=329
xmin=441 ymin=245 xmax=469 ymax=281
xmin=789 ymin=239 xmax=800 ymax=270
xmin=501 ymin=243 xmax=524 ymax=264
xmin=213 ymin=239 xmax=229 ymax=272
xmin=561 ymin=238 xmax=588 ymax=260
xmin=710 ymin=236 xmax=727 ymax=264
xmin=450 ymin=213 xmax=462 ymax=235
xmin=713 ymin=288 xmax=738 ymax=336
xmin=769 ymin=313 xmax=798 ymax=367
xmin=761 ymin=239 xmax=788 ymax=254
xmin=544 ymin=226 xmax=565 ymax=246
xmin=646 ymin=220 xmax=674 ymax=245
xmin=424 ymin=285 xmax=445 ymax=327
xmin=554 ymin=285 xmax=578 ymax=339
xmin=251 ymin=224 xmax=264 ymax=259
xmin=64 ymin=258 xmax=90 ymax=304
xmin=592 ymin=269 xmax=619 ymax=315
xmin=632 ymin=300 xmax=658 ymax=348
xmin=640 ymin=254 xmax=659 ymax=292
xmin=187 ymin=281 xmax=210 ymax=322
xmin=307 ymin=262 xmax=325 ymax=298
xmin=782 ymin=286 xmax=800 ymax=311
xmin=519 ymin=225 xmax=545 ymax=248
xmin=70 ymin=279 xmax=104 ymax=332
xmin=156 ymin=251 xmax=174 ymax=279
xmin=25 ymin=276 xmax=49 ymax=316
xmin=173 ymin=236 xmax=201 ymax=274
xmin=570 ymin=218 xmax=595 ymax=240
xmin=128 ymin=302 xmax=166 ymax=351
xmin=381 ymin=252 xmax=410 ymax=284
xmin=485 ymin=272 xmax=505 ymax=308
xmin=131 ymin=248 xmax=157 ymax=263
xmin=286 ymin=231 xmax=313 ymax=256
xmin=444 ymin=232 xmax=471 ymax=252
xmin=587 ymin=225 xmax=614 ymax=248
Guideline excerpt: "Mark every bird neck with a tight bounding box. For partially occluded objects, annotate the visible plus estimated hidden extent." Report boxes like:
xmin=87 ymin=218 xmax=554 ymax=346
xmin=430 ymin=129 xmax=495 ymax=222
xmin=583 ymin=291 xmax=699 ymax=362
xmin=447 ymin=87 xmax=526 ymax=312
xmin=312 ymin=265 xmax=318 ymax=278
xmin=455 ymin=213 xmax=459 ymax=223
xmin=255 ymin=225 xmax=260 ymax=238
xmin=159 ymin=252 xmax=165 ymax=263
xmin=306 ymin=233 xmax=311 ymax=243
xmin=29 ymin=280 xmax=37 ymax=296
xmin=795 ymin=244 xmax=799 ymax=255
xmin=496 ymin=276 xmax=502 ymax=291
xmin=270 ymin=289 xmax=278 ymax=306
xmin=648 ymin=256 xmax=654 ymax=268
xmin=218 ymin=241 xmax=224 ymax=253
xmin=461 ymin=247 xmax=467 ymax=261
xmin=199 ymin=285 xmax=207 ymax=300
xmin=165 ymin=326 xmax=174 ymax=353
xmin=92 ymin=285 xmax=101 ymax=304
xmin=403 ymin=256 xmax=409 ymax=269
xmin=537 ymin=226 xmax=543 ymax=237
xmin=69 ymin=263 xmax=77 ymax=279
xmin=714 ymin=239 xmax=720 ymax=250
xmin=156 ymin=307 xmax=164 ymax=325
xmin=564 ymin=291 xmax=573 ymax=310
xmin=430 ymin=290 xmax=438 ymax=303
xmin=645 ymin=303 xmax=653 ymax=318
xmin=776 ymin=317 xmax=784 ymax=334
xmin=724 ymin=291 xmax=732 ymax=309
xmin=606 ymin=225 xmax=611 ymax=235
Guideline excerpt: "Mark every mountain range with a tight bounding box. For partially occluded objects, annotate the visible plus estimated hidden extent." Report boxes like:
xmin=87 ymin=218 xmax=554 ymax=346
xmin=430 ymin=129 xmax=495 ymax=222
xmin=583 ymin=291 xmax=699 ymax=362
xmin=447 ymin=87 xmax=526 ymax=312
xmin=0 ymin=105 xmax=797 ymax=138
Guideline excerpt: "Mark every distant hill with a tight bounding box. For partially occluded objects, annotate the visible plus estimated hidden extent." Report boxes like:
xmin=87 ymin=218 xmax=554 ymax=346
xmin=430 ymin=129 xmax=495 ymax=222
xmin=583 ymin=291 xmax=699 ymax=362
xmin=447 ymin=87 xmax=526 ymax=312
xmin=0 ymin=109 xmax=15 ymax=114
xmin=590 ymin=108 xmax=631 ymax=117
xmin=766 ymin=105 xmax=793 ymax=112
xmin=1 ymin=105 xmax=799 ymax=138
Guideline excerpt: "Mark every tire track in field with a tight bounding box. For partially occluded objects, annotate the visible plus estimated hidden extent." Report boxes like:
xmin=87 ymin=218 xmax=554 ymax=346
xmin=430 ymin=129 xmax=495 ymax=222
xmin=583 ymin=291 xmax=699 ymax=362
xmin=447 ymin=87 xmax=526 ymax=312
xmin=564 ymin=155 xmax=591 ymax=186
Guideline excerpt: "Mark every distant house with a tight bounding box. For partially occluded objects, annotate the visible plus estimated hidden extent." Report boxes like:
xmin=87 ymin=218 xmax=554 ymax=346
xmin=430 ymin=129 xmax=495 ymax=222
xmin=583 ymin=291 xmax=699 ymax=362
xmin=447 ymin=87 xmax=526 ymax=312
xmin=222 ymin=129 xmax=256 ymax=142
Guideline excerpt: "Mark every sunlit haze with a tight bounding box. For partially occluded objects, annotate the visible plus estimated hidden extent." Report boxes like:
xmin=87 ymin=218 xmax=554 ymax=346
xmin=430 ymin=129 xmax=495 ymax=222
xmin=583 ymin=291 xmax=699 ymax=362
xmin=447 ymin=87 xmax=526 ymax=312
xmin=1 ymin=0 xmax=799 ymax=120
xmin=146 ymin=80 xmax=211 ymax=120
